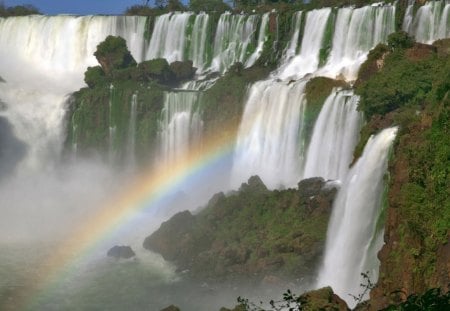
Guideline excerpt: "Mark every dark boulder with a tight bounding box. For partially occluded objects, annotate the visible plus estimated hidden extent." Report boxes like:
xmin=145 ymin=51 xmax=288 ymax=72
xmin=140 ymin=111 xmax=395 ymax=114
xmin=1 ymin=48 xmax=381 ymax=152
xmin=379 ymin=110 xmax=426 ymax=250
xmin=169 ymin=60 xmax=196 ymax=81
xmin=159 ymin=305 xmax=180 ymax=311
xmin=299 ymin=286 xmax=349 ymax=311
xmin=107 ymin=245 xmax=136 ymax=259
xmin=143 ymin=210 xmax=197 ymax=261
xmin=239 ymin=175 xmax=268 ymax=193
xmin=137 ymin=58 xmax=173 ymax=84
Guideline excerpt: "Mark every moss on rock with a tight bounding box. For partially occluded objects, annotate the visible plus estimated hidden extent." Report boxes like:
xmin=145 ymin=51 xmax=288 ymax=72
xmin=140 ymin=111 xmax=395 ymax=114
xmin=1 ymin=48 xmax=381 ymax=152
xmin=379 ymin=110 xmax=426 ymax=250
xmin=143 ymin=176 xmax=338 ymax=282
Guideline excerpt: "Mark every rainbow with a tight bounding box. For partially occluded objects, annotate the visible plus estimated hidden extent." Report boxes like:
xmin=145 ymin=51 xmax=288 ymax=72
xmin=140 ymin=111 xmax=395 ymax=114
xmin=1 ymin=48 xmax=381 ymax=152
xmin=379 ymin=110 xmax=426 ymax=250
xmin=23 ymin=129 xmax=238 ymax=310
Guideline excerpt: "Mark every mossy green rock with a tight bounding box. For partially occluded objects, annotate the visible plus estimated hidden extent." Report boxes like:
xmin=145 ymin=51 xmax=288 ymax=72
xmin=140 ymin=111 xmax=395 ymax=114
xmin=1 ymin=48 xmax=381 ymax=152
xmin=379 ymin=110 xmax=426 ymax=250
xmin=94 ymin=35 xmax=137 ymax=76
xmin=143 ymin=176 xmax=338 ymax=282
xmin=299 ymin=287 xmax=349 ymax=311
xmin=137 ymin=58 xmax=173 ymax=84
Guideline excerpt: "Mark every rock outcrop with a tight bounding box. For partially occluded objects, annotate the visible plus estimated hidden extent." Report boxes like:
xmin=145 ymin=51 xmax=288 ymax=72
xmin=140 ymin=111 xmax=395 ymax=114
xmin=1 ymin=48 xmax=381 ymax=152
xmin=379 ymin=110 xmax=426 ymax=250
xmin=144 ymin=176 xmax=338 ymax=282
xmin=107 ymin=245 xmax=136 ymax=259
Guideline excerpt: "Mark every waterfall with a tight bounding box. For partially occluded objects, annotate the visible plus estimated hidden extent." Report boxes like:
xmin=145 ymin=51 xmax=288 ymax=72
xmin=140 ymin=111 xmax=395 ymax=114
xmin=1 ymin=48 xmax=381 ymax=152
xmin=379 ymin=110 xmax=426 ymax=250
xmin=145 ymin=12 xmax=193 ymax=64
xmin=316 ymin=127 xmax=398 ymax=308
xmin=232 ymin=4 xmax=395 ymax=188
xmin=407 ymin=0 xmax=450 ymax=43
xmin=284 ymin=11 xmax=303 ymax=61
xmin=231 ymin=81 xmax=307 ymax=188
xmin=108 ymin=84 xmax=116 ymax=163
xmin=210 ymin=13 xmax=260 ymax=73
xmin=278 ymin=8 xmax=332 ymax=79
xmin=302 ymin=89 xmax=362 ymax=181
xmin=232 ymin=8 xmax=333 ymax=188
xmin=319 ymin=4 xmax=395 ymax=81
xmin=158 ymin=90 xmax=202 ymax=166
xmin=126 ymin=93 xmax=138 ymax=167
xmin=188 ymin=13 xmax=211 ymax=72
xmin=245 ymin=13 xmax=270 ymax=67
xmin=0 ymin=15 xmax=147 ymax=172
xmin=402 ymin=0 xmax=415 ymax=33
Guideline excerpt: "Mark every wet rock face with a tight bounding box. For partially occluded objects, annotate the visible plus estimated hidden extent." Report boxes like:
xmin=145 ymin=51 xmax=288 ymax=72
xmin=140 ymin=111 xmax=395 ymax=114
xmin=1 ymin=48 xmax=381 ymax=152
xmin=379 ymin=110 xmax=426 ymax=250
xmin=0 ymin=116 xmax=27 ymax=179
xmin=107 ymin=245 xmax=136 ymax=259
xmin=143 ymin=176 xmax=338 ymax=283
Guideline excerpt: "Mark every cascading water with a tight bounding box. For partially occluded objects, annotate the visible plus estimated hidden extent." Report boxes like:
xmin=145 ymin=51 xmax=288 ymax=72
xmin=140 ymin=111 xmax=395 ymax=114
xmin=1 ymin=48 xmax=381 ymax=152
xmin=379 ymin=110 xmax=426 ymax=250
xmin=277 ymin=8 xmax=332 ymax=80
xmin=316 ymin=127 xmax=398 ymax=307
xmin=231 ymin=81 xmax=308 ymax=188
xmin=158 ymin=90 xmax=202 ymax=166
xmin=319 ymin=4 xmax=395 ymax=80
xmin=302 ymin=89 xmax=362 ymax=181
xmin=210 ymin=13 xmax=260 ymax=73
xmin=232 ymin=4 xmax=395 ymax=188
xmin=406 ymin=0 xmax=450 ymax=43
xmin=188 ymin=13 xmax=211 ymax=72
xmin=108 ymin=84 xmax=116 ymax=163
xmin=283 ymin=11 xmax=303 ymax=61
xmin=245 ymin=13 xmax=270 ymax=67
xmin=145 ymin=12 xmax=193 ymax=64
xmin=402 ymin=0 xmax=416 ymax=33
xmin=0 ymin=15 xmax=147 ymax=172
xmin=126 ymin=93 xmax=138 ymax=167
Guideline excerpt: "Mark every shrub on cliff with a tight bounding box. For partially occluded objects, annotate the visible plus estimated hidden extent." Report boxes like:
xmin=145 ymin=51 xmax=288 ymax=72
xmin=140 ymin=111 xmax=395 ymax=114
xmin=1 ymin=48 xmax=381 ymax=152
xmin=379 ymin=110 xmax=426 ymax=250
xmin=94 ymin=36 xmax=137 ymax=77
xmin=189 ymin=0 xmax=230 ymax=13
xmin=137 ymin=58 xmax=174 ymax=84
xmin=84 ymin=66 xmax=106 ymax=88
xmin=387 ymin=31 xmax=414 ymax=51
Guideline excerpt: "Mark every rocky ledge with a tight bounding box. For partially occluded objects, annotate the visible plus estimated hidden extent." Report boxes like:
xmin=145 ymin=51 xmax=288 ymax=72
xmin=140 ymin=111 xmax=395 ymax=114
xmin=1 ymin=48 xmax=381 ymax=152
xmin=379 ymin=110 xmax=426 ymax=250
xmin=144 ymin=176 xmax=338 ymax=283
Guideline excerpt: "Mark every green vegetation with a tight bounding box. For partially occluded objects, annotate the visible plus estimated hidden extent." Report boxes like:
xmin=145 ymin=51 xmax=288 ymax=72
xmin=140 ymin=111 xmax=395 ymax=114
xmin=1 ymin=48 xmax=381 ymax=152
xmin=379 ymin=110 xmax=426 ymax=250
xmin=189 ymin=0 xmax=231 ymax=13
xmin=356 ymin=32 xmax=445 ymax=118
xmin=382 ymin=288 xmax=450 ymax=311
xmin=0 ymin=3 xmax=40 ymax=17
xmin=353 ymin=34 xmax=450 ymax=306
xmin=144 ymin=176 xmax=338 ymax=281
xmin=93 ymin=36 xmax=137 ymax=77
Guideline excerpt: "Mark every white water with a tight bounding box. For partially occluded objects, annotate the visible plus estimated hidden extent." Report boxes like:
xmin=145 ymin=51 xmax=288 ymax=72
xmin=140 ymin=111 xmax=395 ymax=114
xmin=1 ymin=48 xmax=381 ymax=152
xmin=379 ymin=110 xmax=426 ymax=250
xmin=283 ymin=11 xmax=303 ymax=61
xmin=145 ymin=12 xmax=193 ymax=64
xmin=402 ymin=0 xmax=415 ymax=33
xmin=278 ymin=8 xmax=332 ymax=80
xmin=245 ymin=13 xmax=270 ymax=67
xmin=158 ymin=91 xmax=202 ymax=166
xmin=319 ymin=4 xmax=395 ymax=81
xmin=126 ymin=93 xmax=138 ymax=167
xmin=0 ymin=15 xmax=147 ymax=172
xmin=232 ymin=4 xmax=394 ymax=188
xmin=406 ymin=0 xmax=450 ymax=43
xmin=211 ymin=13 xmax=260 ymax=73
xmin=317 ymin=127 xmax=398 ymax=307
xmin=231 ymin=81 xmax=307 ymax=188
xmin=303 ymin=89 xmax=362 ymax=181
xmin=188 ymin=13 xmax=210 ymax=71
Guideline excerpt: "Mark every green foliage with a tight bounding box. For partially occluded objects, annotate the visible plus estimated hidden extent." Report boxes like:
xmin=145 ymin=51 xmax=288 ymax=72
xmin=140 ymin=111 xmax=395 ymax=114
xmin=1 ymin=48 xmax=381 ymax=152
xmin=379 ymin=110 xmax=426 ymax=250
xmin=84 ymin=66 xmax=105 ymax=89
xmin=144 ymin=176 xmax=337 ymax=280
xmin=356 ymin=47 xmax=440 ymax=118
xmin=137 ymin=58 xmax=173 ymax=83
xmin=387 ymin=31 xmax=414 ymax=51
xmin=0 ymin=3 xmax=40 ymax=16
xmin=357 ymin=37 xmax=450 ymax=299
xmin=124 ymin=5 xmax=160 ymax=16
xmin=94 ymin=36 xmax=137 ymax=76
xmin=382 ymin=288 xmax=450 ymax=311
xmin=237 ymin=289 xmax=305 ymax=311
xmin=189 ymin=0 xmax=231 ymax=13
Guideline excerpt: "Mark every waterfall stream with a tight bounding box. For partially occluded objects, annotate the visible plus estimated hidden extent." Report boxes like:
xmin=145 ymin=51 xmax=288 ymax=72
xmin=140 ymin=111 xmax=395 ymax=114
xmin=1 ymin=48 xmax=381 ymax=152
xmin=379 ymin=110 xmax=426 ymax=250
xmin=317 ymin=127 xmax=398 ymax=307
